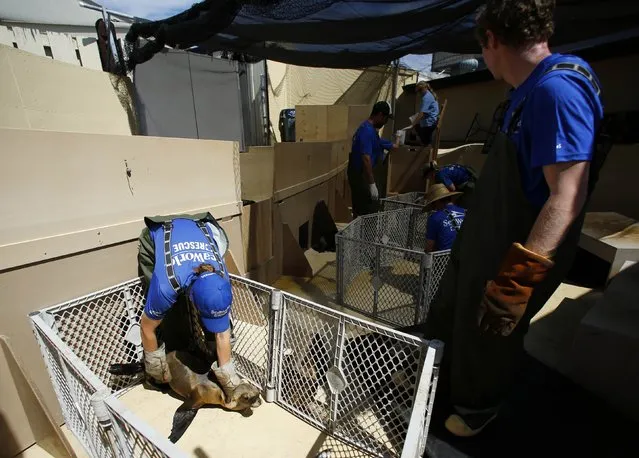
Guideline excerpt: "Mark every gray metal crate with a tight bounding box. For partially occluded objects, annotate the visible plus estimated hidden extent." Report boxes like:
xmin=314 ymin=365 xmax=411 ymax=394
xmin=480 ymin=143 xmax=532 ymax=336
xmin=336 ymin=208 xmax=450 ymax=328
xmin=30 ymin=275 xmax=443 ymax=458
xmin=380 ymin=192 xmax=426 ymax=212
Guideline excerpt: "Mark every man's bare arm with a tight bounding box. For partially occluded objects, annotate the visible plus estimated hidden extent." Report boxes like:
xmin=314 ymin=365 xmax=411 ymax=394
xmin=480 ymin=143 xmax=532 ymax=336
xmin=362 ymin=155 xmax=375 ymax=184
xmin=525 ymin=160 xmax=589 ymax=257
xmin=140 ymin=313 xmax=162 ymax=352
xmin=411 ymin=112 xmax=424 ymax=128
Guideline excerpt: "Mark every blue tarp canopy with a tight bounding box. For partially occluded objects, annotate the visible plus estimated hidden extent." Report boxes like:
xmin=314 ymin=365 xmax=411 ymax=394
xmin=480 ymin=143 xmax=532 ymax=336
xmin=126 ymin=0 xmax=639 ymax=68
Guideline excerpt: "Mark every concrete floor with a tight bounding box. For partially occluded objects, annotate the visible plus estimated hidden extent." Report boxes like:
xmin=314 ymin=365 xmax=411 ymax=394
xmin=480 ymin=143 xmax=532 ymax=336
xmin=118 ymin=384 xmax=358 ymax=458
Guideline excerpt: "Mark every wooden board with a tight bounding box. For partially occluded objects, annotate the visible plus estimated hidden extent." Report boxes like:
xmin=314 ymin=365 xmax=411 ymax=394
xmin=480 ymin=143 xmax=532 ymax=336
xmin=0 ymin=45 xmax=133 ymax=135
xmin=241 ymin=200 xmax=273 ymax=272
xmin=387 ymin=145 xmax=427 ymax=194
xmin=273 ymin=142 xmax=335 ymax=201
xmin=219 ymin=216 xmax=246 ymax=276
xmin=295 ymin=104 xmax=371 ymax=142
xmin=282 ymin=223 xmax=313 ymax=278
xmin=240 ymin=148 xmax=275 ymax=201
xmin=1 ymin=128 xmax=242 ymax=271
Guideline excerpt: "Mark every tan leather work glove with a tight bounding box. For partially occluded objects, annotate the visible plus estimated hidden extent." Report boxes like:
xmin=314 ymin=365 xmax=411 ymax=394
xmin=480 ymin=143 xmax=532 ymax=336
xmin=478 ymin=243 xmax=554 ymax=336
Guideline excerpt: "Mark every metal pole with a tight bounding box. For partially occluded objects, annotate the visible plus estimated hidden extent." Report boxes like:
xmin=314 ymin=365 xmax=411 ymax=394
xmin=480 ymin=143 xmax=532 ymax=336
xmin=390 ymin=59 xmax=400 ymax=135
xmin=263 ymin=59 xmax=272 ymax=145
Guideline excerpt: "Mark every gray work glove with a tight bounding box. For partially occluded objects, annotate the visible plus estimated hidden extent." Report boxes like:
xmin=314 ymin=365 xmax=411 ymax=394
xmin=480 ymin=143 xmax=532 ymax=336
xmin=369 ymin=183 xmax=379 ymax=201
xmin=144 ymin=343 xmax=171 ymax=384
xmin=211 ymin=360 xmax=242 ymax=400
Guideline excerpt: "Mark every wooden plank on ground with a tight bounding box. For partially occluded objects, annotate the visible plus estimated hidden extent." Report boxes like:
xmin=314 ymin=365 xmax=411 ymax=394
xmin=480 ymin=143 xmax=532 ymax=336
xmin=281 ymin=223 xmax=313 ymax=278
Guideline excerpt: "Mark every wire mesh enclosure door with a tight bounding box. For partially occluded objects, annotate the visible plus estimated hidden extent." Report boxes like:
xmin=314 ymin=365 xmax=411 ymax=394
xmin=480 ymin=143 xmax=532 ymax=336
xmin=380 ymin=192 xmax=426 ymax=212
xmin=275 ymin=293 xmax=438 ymax=457
xmin=29 ymin=275 xmax=275 ymax=458
xmin=336 ymin=209 xmax=433 ymax=328
xmin=422 ymin=249 xmax=451 ymax=319
xmin=103 ymin=396 xmax=187 ymax=458
xmin=31 ymin=318 xmax=115 ymax=458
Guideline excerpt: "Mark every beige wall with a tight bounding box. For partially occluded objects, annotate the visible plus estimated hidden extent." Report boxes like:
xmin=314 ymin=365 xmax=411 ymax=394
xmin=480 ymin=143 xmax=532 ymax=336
xmin=0 ymin=44 xmax=134 ymax=134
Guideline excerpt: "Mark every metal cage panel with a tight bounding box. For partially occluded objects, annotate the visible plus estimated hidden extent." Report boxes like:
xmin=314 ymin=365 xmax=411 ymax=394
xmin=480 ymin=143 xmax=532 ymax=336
xmin=336 ymin=208 xmax=450 ymax=328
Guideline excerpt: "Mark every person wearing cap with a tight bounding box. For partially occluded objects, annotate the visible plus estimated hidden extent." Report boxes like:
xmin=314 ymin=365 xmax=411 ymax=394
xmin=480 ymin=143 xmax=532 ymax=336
xmin=139 ymin=217 xmax=242 ymax=401
xmin=348 ymin=101 xmax=399 ymax=217
xmin=423 ymin=160 xmax=478 ymax=208
xmin=424 ymin=184 xmax=466 ymax=252
xmin=411 ymin=81 xmax=440 ymax=145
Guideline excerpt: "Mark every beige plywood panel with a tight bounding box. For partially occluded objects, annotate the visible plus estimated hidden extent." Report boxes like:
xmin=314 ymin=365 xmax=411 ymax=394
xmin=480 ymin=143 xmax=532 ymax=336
xmin=295 ymin=104 xmax=370 ymax=143
xmin=294 ymin=105 xmax=328 ymax=142
xmin=0 ymin=128 xmax=241 ymax=270
xmin=0 ymin=44 xmax=132 ymax=135
xmin=240 ymin=148 xmax=275 ymax=201
xmin=242 ymin=200 xmax=273 ymax=272
xmin=273 ymin=142 xmax=336 ymax=201
xmin=219 ymin=216 xmax=246 ymax=275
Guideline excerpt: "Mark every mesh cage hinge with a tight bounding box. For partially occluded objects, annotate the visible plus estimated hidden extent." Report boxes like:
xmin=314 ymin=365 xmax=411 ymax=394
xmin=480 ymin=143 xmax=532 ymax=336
xmin=424 ymin=253 xmax=433 ymax=268
xmin=41 ymin=312 xmax=56 ymax=330
xmin=270 ymin=289 xmax=283 ymax=311
xmin=265 ymin=384 xmax=276 ymax=403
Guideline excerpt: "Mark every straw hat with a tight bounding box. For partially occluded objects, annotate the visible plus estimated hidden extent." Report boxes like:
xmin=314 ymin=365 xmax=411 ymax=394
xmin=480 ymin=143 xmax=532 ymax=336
xmin=424 ymin=184 xmax=463 ymax=207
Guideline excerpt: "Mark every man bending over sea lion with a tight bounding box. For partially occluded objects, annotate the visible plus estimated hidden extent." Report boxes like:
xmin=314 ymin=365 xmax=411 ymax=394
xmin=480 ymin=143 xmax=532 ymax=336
xmin=139 ymin=215 xmax=245 ymax=403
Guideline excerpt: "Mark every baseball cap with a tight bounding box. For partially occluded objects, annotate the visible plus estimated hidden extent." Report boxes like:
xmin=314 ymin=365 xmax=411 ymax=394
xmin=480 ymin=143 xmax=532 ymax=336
xmin=189 ymin=272 xmax=232 ymax=333
xmin=371 ymin=101 xmax=393 ymax=119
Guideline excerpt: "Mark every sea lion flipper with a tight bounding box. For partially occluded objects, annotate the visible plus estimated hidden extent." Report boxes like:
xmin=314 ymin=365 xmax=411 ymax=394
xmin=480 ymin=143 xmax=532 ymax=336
xmin=168 ymin=400 xmax=198 ymax=443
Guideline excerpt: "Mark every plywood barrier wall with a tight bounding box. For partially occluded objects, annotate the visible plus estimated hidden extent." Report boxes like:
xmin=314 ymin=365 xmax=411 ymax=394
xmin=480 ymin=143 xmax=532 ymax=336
xmin=0 ymin=128 xmax=244 ymax=453
xmin=295 ymin=104 xmax=371 ymax=142
xmin=1 ymin=128 xmax=243 ymax=271
xmin=240 ymin=146 xmax=275 ymax=201
xmin=0 ymin=44 xmax=134 ymax=135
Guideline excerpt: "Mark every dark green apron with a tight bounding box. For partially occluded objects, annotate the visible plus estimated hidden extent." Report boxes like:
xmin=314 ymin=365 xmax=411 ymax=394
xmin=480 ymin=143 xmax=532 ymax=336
xmin=347 ymin=153 xmax=380 ymax=217
xmin=425 ymin=65 xmax=609 ymax=412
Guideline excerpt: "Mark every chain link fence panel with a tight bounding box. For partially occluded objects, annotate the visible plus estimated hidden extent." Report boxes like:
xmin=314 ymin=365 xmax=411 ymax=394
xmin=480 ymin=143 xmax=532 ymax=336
xmin=336 ymin=208 xmax=450 ymax=328
xmin=276 ymin=292 xmax=441 ymax=457
xmin=380 ymin=192 xmax=426 ymax=213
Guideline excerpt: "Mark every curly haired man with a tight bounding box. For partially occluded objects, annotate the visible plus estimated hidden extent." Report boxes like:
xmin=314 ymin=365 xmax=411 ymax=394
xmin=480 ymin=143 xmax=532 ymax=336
xmin=423 ymin=0 xmax=607 ymax=437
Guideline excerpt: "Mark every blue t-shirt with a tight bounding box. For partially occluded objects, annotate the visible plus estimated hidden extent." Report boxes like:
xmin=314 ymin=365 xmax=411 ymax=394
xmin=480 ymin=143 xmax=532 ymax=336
xmin=502 ymin=53 xmax=604 ymax=208
xmin=436 ymin=164 xmax=473 ymax=188
xmin=144 ymin=218 xmax=229 ymax=320
xmin=426 ymin=204 xmax=466 ymax=251
xmin=350 ymin=121 xmax=394 ymax=172
xmin=420 ymin=91 xmax=440 ymax=128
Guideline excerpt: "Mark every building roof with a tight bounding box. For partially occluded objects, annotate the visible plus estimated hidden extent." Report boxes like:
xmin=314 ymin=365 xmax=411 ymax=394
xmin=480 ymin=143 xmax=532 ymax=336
xmin=0 ymin=0 xmax=132 ymax=28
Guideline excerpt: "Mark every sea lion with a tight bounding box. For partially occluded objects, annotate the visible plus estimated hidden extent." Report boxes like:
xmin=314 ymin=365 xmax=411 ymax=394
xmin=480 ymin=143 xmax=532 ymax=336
xmin=109 ymin=349 xmax=262 ymax=443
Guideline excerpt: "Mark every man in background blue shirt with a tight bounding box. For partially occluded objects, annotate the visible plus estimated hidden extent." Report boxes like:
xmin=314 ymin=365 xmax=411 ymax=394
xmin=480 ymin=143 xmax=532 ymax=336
xmin=424 ymin=184 xmax=466 ymax=252
xmin=423 ymin=161 xmax=478 ymax=208
xmin=411 ymin=81 xmax=440 ymax=145
xmin=348 ymin=101 xmax=399 ymax=216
